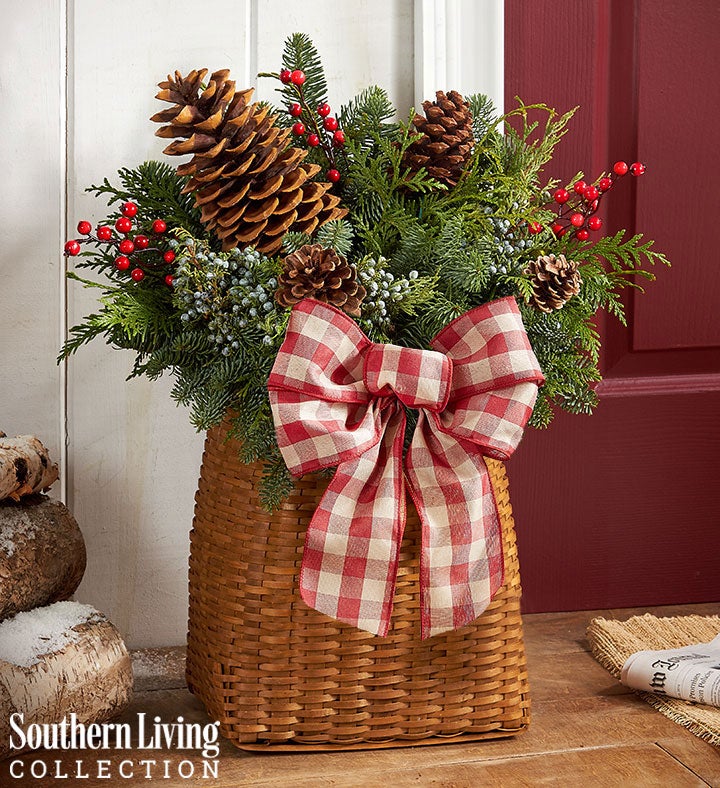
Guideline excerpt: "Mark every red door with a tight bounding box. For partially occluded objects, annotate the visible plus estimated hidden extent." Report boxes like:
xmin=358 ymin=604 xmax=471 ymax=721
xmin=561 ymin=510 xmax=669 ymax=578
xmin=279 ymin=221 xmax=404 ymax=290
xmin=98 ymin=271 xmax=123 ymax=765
xmin=505 ymin=0 xmax=720 ymax=612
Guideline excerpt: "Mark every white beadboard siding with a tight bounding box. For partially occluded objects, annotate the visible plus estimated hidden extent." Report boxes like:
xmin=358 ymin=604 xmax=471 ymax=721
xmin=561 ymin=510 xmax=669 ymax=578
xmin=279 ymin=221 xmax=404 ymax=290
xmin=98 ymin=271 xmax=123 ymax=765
xmin=0 ymin=1 xmax=65 ymax=482
xmin=0 ymin=0 xmax=502 ymax=648
xmin=66 ymin=0 xmax=255 ymax=648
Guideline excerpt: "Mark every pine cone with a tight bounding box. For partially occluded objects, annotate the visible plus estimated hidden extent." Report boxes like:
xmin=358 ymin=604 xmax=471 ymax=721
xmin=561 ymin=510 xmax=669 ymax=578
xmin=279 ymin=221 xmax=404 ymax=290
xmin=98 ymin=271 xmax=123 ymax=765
xmin=276 ymin=244 xmax=366 ymax=316
xmin=151 ymin=69 xmax=346 ymax=254
xmin=401 ymin=90 xmax=474 ymax=188
xmin=525 ymin=253 xmax=582 ymax=313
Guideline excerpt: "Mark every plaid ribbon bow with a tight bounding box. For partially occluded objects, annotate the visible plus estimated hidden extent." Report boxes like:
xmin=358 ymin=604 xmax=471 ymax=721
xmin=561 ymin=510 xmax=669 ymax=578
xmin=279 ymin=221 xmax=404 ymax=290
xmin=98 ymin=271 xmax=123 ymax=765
xmin=268 ymin=296 xmax=544 ymax=638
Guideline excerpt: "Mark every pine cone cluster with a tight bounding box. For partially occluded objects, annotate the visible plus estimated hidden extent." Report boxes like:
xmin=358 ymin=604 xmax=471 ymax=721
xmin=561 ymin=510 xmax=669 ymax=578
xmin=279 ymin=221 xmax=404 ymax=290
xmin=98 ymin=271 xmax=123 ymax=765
xmin=151 ymin=69 xmax=346 ymax=254
xmin=275 ymin=244 xmax=366 ymax=316
xmin=525 ymin=254 xmax=582 ymax=313
xmin=401 ymin=90 xmax=474 ymax=188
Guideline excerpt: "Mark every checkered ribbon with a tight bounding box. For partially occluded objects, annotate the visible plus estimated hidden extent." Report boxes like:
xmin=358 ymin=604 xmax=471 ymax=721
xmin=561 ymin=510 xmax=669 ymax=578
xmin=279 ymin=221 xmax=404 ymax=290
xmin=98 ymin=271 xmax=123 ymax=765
xmin=268 ymin=297 xmax=544 ymax=638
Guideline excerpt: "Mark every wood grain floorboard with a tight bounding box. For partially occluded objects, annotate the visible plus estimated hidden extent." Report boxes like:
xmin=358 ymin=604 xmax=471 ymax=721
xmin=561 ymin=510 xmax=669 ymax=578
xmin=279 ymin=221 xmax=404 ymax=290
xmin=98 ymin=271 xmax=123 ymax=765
xmin=256 ymin=746 xmax=710 ymax=788
xmin=656 ymin=736 xmax=720 ymax=786
xmin=2 ymin=604 xmax=718 ymax=787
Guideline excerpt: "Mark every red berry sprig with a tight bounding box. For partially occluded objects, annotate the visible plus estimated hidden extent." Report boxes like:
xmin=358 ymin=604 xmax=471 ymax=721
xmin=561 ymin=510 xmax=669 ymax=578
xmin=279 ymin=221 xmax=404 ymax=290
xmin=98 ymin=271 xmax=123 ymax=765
xmin=543 ymin=160 xmax=645 ymax=241
xmin=63 ymin=201 xmax=177 ymax=286
xmin=276 ymin=66 xmax=346 ymax=181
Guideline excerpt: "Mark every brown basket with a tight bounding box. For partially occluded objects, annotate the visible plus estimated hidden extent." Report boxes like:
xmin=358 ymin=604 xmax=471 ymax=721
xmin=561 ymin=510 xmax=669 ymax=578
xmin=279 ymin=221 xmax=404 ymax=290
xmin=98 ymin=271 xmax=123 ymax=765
xmin=186 ymin=419 xmax=530 ymax=751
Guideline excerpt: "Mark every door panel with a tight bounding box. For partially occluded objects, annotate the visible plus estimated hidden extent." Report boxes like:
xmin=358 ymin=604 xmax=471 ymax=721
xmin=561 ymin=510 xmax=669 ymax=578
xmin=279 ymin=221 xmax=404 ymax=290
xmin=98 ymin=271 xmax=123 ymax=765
xmin=634 ymin=1 xmax=720 ymax=350
xmin=505 ymin=0 xmax=720 ymax=612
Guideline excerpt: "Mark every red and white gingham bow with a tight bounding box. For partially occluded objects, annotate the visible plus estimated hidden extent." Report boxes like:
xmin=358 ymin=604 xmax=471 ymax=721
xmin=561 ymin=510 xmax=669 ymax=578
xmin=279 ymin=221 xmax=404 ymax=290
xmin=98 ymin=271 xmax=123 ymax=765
xmin=268 ymin=296 xmax=544 ymax=638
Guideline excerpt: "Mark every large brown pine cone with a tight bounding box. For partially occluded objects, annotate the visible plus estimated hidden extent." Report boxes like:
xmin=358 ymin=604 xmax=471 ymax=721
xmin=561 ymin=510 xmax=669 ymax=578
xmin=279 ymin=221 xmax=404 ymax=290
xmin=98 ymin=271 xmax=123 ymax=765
xmin=151 ymin=69 xmax=346 ymax=254
xmin=275 ymin=244 xmax=366 ymax=316
xmin=525 ymin=253 xmax=582 ymax=313
xmin=401 ymin=90 xmax=474 ymax=188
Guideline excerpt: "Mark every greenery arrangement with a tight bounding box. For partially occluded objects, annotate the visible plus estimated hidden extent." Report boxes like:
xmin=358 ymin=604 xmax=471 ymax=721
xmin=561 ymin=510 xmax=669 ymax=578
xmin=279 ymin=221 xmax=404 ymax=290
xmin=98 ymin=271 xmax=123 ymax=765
xmin=61 ymin=33 xmax=669 ymax=507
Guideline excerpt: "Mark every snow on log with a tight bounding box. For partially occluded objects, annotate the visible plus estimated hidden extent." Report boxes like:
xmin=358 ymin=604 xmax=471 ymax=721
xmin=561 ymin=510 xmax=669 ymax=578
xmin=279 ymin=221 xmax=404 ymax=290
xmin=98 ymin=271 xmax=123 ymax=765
xmin=0 ymin=498 xmax=86 ymax=621
xmin=0 ymin=602 xmax=133 ymax=758
xmin=0 ymin=435 xmax=59 ymax=502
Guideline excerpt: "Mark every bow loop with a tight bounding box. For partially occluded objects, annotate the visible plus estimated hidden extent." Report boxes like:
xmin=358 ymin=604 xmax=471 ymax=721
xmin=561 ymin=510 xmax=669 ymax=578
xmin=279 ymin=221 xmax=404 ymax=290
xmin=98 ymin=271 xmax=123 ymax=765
xmin=269 ymin=297 xmax=544 ymax=639
xmin=363 ymin=343 xmax=452 ymax=412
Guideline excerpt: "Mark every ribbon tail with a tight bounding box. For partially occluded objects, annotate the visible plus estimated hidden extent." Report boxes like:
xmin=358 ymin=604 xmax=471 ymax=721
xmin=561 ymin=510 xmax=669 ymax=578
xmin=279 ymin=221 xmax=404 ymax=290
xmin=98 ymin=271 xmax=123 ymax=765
xmin=406 ymin=411 xmax=504 ymax=639
xmin=299 ymin=402 xmax=407 ymax=637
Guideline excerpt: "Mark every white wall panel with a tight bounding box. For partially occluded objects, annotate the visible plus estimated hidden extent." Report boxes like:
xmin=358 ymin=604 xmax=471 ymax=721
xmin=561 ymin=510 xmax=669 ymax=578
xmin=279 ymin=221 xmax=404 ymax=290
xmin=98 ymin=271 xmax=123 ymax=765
xmin=0 ymin=1 xmax=65 ymax=481
xmin=67 ymin=0 xmax=253 ymax=647
xmin=0 ymin=0 xmax=503 ymax=648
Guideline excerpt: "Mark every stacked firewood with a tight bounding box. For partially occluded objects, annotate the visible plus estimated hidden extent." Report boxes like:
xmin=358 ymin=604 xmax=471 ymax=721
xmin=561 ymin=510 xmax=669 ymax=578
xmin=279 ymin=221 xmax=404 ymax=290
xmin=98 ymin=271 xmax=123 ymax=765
xmin=0 ymin=433 xmax=133 ymax=758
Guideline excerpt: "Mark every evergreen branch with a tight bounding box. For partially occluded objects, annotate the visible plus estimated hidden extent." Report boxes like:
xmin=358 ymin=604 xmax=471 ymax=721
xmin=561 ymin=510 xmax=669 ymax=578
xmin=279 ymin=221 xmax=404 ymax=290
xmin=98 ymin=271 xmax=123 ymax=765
xmin=282 ymin=231 xmax=312 ymax=253
xmin=339 ymin=85 xmax=399 ymax=149
xmin=466 ymin=93 xmax=500 ymax=140
xmin=315 ymin=219 xmax=355 ymax=256
xmin=88 ymin=161 xmax=208 ymax=242
xmin=261 ymin=32 xmax=329 ymax=113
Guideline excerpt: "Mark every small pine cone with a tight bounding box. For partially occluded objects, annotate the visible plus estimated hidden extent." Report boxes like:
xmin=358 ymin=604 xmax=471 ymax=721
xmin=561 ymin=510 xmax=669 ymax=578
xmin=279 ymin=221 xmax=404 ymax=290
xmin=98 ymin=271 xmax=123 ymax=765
xmin=401 ymin=90 xmax=474 ymax=188
xmin=276 ymin=245 xmax=366 ymax=317
xmin=525 ymin=253 xmax=582 ymax=313
xmin=151 ymin=69 xmax=346 ymax=254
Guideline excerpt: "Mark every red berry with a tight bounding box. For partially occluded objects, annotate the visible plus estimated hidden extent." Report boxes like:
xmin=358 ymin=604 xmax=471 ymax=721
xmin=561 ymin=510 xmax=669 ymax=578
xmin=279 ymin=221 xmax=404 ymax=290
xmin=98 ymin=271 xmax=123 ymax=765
xmin=570 ymin=212 xmax=585 ymax=227
xmin=598 ymin=177 xmax=612 ymax=192
xmin=583 ymin=185 xmax=600 ymax=201
xmin=307 ymin=133 xmax=320 ymax=147
xmin=573 ymin=180 xmax=587 ymax=195
xmin=292 ymin=122 xmax=306 ymax=136
xmin=130 ymin=267 xmax=145 ymax=282
xmin=151 ymin=219 xmax=167 ymax=234
xmin=630 ymin=161 xmax=646 ymax=176
xmin=279 ymin=69 xmax=292 ymax=84
xmin=323 ymin=116 xmax=338 ymax=132
xmin=121 ymin=201 xmax=138 ymax=218
xmin=289 ymin=103 xmax=302 ymax=117
xmin=332 ymin=129 xmax=346 ymax=147
xmin=96 ymin=225 xmax=113 ymax=241
xmin=163 ymin=250 xmax=176 ymax=264
xmin=134 ymin=234 xmax=149 ymax=249
xmin=553 ymin=188 xmax=570 ymax=204
xmin=588 ymin=216 xmax=603 ymax=231
xmin=77 ymin=220 xmax=92 ymax=235
xmin=613 ymin=161 xmax=629 ymax=176
xmin=290 ymin=69 xmax=306 ymax=85
xmin=576 ymin=229 xmax=590 ymax=241
xmin=64 ymin=240 xmax=81 ymax=256
xmin=528 ymin=221 xmax=542 ymax=235
xmin=115 ymin=216 xmax=132 ymax=233
xmin=327 ymin=168 xmax=341 ymax=183
xmin=115 ymin=255 xmax=131 ymax=271
xmin=550 ymin=222 xmax=564 ymax=235
xmin=164 ymin=274 xmax=174 ymax=287
xmin=317 ymin=103 xmax=331 ymax=117
xmin=119 ymin=239 xmax=135 ymax=255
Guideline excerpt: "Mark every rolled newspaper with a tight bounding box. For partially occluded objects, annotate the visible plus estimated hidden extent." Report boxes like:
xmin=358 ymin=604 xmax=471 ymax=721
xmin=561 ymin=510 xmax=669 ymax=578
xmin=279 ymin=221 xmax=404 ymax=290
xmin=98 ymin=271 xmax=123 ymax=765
xmin=621 ymin=634 xmax=720 ymax=707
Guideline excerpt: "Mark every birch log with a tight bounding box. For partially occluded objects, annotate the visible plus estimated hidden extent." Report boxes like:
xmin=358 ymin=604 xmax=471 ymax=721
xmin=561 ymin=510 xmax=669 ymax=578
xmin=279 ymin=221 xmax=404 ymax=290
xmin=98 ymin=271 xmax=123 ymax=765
xmin=0 ymin=435 xmax=59 ymax=501
xmin=0 ymin=602 xmax=133 ymax=758
xmin=0 ymin=498 xmax=86 ymax=620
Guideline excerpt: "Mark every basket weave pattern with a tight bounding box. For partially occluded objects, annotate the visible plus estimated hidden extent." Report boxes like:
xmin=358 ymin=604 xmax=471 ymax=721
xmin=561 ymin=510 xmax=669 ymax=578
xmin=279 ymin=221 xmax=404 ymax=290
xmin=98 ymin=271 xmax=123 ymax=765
xmin=186 ymin=419 xmax=530 ymax=750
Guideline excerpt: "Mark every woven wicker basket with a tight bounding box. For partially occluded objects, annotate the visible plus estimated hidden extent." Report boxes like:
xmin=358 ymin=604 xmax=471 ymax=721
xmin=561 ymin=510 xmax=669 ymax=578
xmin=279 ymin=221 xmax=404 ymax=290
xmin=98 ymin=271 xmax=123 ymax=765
xmin=186 ymin=419 xmax=530 ymax=751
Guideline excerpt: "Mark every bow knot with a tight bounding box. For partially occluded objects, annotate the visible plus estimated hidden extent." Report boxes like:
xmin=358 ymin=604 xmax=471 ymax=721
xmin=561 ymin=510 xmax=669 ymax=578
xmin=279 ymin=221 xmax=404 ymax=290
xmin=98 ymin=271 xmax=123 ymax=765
xmin=363 ymin=343 xmax=452 ymax=412
xmin=268 ymin=296 xmax=543 ymax=639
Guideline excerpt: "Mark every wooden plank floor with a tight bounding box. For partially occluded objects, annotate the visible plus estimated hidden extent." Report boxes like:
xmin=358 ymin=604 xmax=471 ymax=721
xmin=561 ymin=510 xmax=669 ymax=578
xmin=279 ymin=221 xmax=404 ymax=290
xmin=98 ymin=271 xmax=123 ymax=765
xmin=3 ymin=604 xmax=718 ymax=786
